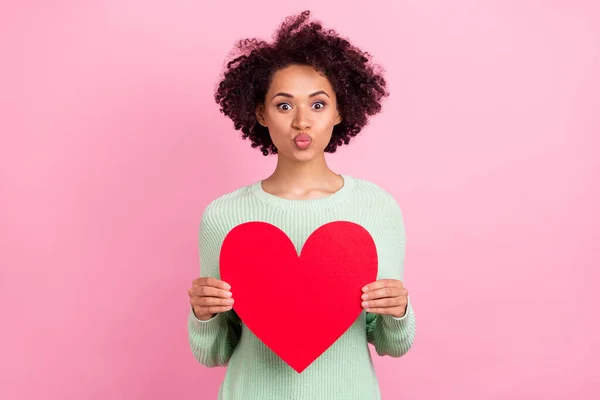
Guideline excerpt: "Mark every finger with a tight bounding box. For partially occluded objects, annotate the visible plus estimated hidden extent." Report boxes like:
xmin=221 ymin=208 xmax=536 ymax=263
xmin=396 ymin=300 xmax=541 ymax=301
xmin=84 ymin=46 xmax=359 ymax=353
xmin=361 ymin=287 xmax=404 ymax=301
xmin=193 ymin=305 xmax=233 ymax=316
xmin=204 ymin=305 xmax=234 ymax=314
xmin=362 ymin=279 xmax=403 ymax=292
xmin=192 ymin=277 xmax=208 ymax=286
xmin=190 ymin=286 xmax=232 ymax=299
xmin=193 ymin=277 xmax=231 ymax=290
xmin=191 ymin=296 xmax=235 ymax=307
xmin=364 ymin=307 xmax=401 ymax=316
xmin=362 ymin=297 xmax=402 ymax=309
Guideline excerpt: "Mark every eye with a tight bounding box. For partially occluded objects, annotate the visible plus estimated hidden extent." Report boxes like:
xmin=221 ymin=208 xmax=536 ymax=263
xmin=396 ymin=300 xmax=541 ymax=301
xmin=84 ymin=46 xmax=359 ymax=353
xmin=312 ymin=101 xmax=326 ymax=110
xmin=277 ymin=103 xmax=292 ymax=111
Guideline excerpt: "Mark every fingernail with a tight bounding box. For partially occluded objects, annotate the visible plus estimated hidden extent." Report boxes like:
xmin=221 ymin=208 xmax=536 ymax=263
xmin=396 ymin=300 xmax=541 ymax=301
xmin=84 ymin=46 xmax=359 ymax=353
xmin=362 ymin=301 xmax=369 ymax=307
xmin=225 ymin=291 xmax=232 ymax=298
xmin=362 ymin=294 xmax=368 ymax=300
xmin=224 ymin=283 xmax=231 ymax=290
xmin=362 ymin=286 xmax=368 ymax=292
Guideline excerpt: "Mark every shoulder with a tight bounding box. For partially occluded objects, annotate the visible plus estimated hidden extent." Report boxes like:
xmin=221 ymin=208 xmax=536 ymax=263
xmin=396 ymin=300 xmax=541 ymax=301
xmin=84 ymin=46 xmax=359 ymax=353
xmin=346 ymin=175 xmax=403 ymax=214
xmin=346 ymin=175 xmax=406 ymax=240
xmin=200 ymin=182 xmax=255 ymax=224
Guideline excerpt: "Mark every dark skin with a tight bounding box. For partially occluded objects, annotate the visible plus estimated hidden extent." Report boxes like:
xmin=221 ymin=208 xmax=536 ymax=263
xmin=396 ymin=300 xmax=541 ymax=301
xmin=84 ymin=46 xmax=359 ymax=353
xmin=188 ymin=64 xmax=409 ymax=320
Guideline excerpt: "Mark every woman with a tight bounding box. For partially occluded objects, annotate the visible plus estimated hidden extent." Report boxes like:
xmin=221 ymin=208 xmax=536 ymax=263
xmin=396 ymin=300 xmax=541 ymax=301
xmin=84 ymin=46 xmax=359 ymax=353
xmin=187 ymin=10 xmax=416 ymax=400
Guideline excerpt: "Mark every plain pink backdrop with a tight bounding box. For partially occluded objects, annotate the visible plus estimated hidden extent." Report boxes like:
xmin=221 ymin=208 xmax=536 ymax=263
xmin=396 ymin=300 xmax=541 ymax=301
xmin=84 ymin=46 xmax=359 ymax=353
xmin=1 ymin=1 xmax=599 ymax=399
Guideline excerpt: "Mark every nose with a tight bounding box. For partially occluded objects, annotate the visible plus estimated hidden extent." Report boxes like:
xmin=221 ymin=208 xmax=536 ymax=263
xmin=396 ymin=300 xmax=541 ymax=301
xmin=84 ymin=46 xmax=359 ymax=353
xmin=292 ymin=107 xmax=311 ymax=131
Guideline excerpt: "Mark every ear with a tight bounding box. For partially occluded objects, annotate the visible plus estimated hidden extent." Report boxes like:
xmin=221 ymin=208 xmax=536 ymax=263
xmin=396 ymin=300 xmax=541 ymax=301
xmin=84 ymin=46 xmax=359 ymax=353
xmin=334 ymin=110 xmax=342 ymax=125
xmin=255 ymin=104 xmax=267 ymax=127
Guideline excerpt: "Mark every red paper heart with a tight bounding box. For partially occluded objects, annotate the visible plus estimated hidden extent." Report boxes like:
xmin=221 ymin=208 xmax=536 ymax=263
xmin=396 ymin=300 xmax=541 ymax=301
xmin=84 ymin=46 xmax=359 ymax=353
xmin=219 ymin=221 xmax=378 ymax=373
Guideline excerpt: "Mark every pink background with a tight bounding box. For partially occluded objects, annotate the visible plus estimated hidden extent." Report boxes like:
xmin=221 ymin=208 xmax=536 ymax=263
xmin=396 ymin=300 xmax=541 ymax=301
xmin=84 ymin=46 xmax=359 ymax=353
xmin=1 ymin=1 xmax=599 ymax=399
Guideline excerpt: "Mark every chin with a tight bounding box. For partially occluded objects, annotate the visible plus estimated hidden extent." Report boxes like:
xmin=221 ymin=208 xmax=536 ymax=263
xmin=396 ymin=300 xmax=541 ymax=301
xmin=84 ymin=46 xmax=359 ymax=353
xmin=282 ymin=147 xmax=322 ymax=162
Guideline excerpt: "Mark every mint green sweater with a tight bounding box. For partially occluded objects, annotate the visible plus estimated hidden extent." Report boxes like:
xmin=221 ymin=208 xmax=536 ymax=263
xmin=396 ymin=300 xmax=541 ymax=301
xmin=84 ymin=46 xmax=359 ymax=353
xmin=188 ymin=174 xmax=416 ymax=400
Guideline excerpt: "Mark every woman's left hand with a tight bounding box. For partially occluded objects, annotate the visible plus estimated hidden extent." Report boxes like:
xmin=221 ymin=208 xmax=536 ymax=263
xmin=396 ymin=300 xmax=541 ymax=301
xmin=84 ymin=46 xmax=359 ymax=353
xmin=361 ymin=279 xmax=409 ymax=318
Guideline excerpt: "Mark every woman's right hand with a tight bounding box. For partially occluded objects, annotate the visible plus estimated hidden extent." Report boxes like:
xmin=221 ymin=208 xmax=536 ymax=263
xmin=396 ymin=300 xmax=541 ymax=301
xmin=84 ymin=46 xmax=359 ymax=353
xmin=188 ymin=277 xmax=234 ymax=321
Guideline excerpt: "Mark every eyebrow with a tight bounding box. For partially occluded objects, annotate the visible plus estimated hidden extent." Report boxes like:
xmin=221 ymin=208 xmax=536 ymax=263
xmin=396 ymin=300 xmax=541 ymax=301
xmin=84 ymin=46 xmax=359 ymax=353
xmin=272 ymin=90 xmax=330 ymax=100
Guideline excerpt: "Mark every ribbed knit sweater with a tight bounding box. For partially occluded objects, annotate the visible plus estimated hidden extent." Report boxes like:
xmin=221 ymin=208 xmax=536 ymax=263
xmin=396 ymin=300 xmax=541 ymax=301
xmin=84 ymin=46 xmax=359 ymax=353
xmin=187 ymin=174 xmax=416 ymax=400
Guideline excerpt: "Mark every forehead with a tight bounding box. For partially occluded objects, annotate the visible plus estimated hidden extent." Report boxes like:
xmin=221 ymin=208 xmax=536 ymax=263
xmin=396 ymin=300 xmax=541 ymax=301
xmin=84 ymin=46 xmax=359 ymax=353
xmin=268 ymin=64 xmax=335 ymax=95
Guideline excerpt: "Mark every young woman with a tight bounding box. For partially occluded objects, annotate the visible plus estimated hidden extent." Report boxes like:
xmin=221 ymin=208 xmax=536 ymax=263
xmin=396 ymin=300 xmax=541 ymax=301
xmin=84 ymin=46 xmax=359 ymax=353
xmin=187 ymin=10 xmax=416 ymax=400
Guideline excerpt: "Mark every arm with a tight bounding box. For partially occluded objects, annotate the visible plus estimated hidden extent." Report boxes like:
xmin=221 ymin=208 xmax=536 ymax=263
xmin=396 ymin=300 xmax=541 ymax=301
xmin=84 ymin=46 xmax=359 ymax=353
xmin=188 ymin=205 xmax=242 ymax=367
xmin=366 ymin=199 xmax=416 ymax=357
xmin=366 ymin=298 xmax=416 ymax=357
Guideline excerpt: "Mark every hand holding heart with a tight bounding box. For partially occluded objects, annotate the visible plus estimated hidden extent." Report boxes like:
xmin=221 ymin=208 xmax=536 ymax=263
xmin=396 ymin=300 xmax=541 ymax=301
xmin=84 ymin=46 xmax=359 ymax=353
xmin=188 ymin=275 xmax=409 ymax=321
xmin=361 ymin=279 xmax=409 ymax=318
xmin=188 ymin=277 xmax=234 ymax=321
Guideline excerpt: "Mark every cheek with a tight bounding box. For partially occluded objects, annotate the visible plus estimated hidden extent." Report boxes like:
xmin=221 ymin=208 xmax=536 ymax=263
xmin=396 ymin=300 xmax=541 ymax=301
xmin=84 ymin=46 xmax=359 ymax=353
xmin=265 ymin=117 xmax=289 ymax=147
xmin=319 ymin=108 xmax=340 ymax=125
xmin=265 ymin=109 xmax=285 ymax=127
xmin=315 ymin=114 xmax=338 ymax=135
xmin=266 ymin=117 xmax=287 ymax=137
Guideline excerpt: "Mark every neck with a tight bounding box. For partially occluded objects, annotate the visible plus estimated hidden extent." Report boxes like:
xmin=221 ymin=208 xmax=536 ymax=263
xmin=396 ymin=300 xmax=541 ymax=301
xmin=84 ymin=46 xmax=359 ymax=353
xmin=264 ymin=153 xmax=341 ymax=192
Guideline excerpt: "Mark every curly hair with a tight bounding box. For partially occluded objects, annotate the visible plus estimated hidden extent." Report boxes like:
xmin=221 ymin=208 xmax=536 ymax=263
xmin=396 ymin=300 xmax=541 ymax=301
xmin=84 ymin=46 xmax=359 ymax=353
xmin=214 ymin=10 xmax=389 ymax=156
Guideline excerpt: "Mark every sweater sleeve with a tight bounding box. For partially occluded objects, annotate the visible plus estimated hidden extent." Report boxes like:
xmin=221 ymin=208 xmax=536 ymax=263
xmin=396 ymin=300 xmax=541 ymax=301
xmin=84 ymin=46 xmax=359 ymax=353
xmin=366 ymin=197 xmax=416 ymax=357
xmin=366 ymin=298 xmax=416 ymax=357
xmin=188 ymin=204 xmax=242 ymax=367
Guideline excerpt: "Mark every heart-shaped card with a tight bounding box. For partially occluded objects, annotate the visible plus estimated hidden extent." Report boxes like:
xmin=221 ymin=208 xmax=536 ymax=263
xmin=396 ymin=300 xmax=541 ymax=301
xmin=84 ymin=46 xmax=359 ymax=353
xmin=219 ymin=221 xmax=378 ymax=373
